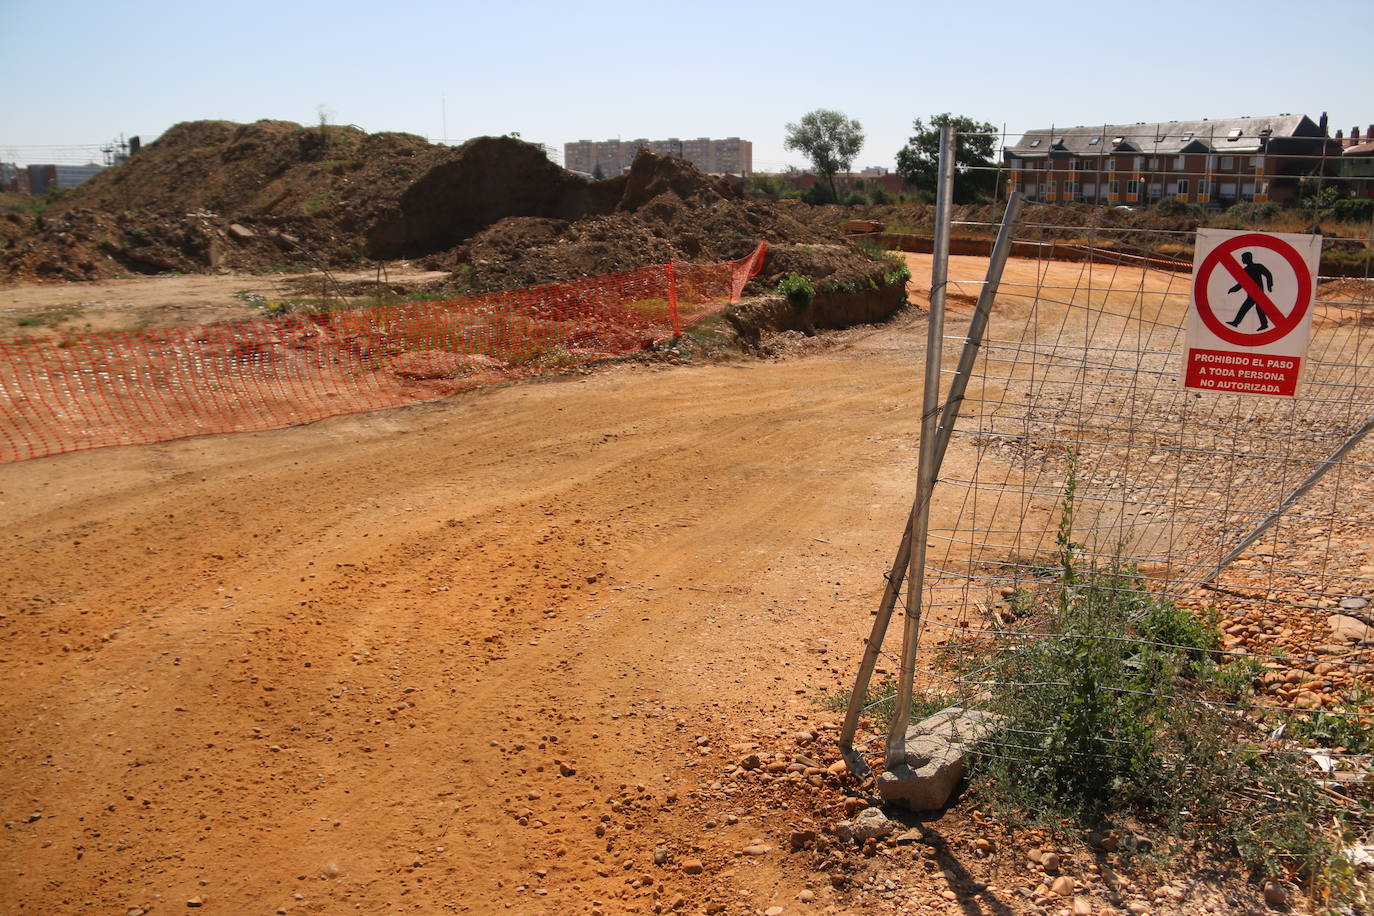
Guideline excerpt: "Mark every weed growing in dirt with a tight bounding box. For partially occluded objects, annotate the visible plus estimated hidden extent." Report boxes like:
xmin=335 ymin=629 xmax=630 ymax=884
xmin=776 ymin=273 xmax=816 ymax=309
xmin=814 ymin=680 xmax=953 ymax=732
xmin=972 ymin=454 xmax=1360 ymax=900
xmin=852 ymin=237 xmax=911 ymax=289
xmin=1288 ymin=686 xmax=1374 ymax=755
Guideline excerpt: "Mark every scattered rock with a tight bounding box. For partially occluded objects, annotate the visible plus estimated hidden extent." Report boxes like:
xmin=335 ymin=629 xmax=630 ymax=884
xmin=186 ymin=897 xmax=204 ymax=908
xmin=653 ymin=847 xmax=669 ymax=866
xmin=834 ymin=807 xmax=895 ymax=844
xmin=1262 ymin=880 xmax=1286 ymax=906
xmin=1328 ymin=614 xmax=1370 ymax=643
xmin=1051 ymin=875 xmax=1075 ymax=896
xmin=681 ymin=859 xmax=704 ymax=875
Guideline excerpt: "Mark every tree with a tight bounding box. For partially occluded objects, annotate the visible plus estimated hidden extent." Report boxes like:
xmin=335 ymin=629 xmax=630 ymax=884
xmin=896 ymin=113 xmax=999 ymax=203
xmin=784 ymin=109 xmax=864 ymax=204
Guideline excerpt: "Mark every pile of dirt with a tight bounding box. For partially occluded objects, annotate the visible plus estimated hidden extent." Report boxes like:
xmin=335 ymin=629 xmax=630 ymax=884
xmin=434 ymin=166 xmax=855 ymax=292
xmin=0 ymin=120 xmax=896 ymax=304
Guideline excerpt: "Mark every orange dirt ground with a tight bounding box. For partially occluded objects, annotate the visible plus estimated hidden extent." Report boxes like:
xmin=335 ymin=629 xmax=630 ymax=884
xmin=1 ymin=256 xmax=1242 ymax=916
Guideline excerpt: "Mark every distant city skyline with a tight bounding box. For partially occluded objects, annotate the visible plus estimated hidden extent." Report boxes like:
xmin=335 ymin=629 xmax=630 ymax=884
xmin=2 ymin=0 xmax=1368 ymax=175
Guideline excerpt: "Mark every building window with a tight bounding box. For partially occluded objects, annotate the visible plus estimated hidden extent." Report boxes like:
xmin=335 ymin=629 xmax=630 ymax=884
xmin=1134 ymin=156 xmax=1146 ymax=170
xmin=1251 ymin=156 xmax=1264 ymax=168
xmin=1198 ymin=179 xmax=1213 ymax=195
xmin=1220 ymin=156 xmax=1234 ymax=169
xmin=1107 ymin=159 xmax=1116 ymax=172
xmin=1173 ymin=156 xmax=1186 ymax=170
xmin=1148 ymin=158 xmax=1159 ymax=170
xmin=1178 ymin=179 xmax=1190 ymax=195
xmin=1126 ymin=180 xmax=1139 ymax=196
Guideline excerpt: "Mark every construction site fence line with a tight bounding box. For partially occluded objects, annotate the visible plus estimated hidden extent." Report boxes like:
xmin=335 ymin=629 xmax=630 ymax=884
xmin=0 ymin=242 xmax=768 ymax=463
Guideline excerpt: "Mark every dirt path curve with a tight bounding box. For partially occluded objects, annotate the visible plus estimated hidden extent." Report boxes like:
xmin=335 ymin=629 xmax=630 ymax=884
xmin=0 ymin=252 xmax=1205 ymax=915
xmin=0 ymin=298 xmax=938 ymax=913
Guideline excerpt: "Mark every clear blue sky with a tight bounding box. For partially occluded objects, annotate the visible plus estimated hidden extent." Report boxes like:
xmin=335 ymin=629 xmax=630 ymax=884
xmin=2 ymin=0 xmax=1369 ymax=171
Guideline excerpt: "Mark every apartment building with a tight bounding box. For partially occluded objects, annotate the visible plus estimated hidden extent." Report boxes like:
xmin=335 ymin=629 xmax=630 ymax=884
xmin=564 ymin=137 xmax=753 ymax=178
xmin=1004 ymin=114 xmax=1340 ymax=208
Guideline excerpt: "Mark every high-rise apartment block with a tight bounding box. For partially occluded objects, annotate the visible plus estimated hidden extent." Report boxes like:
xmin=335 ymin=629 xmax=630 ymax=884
xmin=564 ymin=137 xmax=752 ymax=177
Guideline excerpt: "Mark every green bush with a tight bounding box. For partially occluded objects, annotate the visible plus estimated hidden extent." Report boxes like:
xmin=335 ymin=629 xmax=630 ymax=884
xmin=776 ymin=273 xmax=816 ymax=309
xmin=971 ymin=460 xmax=1353 ymax=896
xmin=1332 ymin=197 xmax=1374 ymax=221
xmin=1152 ymin=197 xmax=1207 ymax=222
xmin=802 ymin=183 xmax=837 ymax=206
xmin=1222 ymin=201 xmax=1281 ymax=226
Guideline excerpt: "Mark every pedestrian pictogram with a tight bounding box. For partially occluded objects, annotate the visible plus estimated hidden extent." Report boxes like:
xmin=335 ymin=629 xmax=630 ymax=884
xmin=1184 ymin=229 xmax=1321 ymax=397
xmin=1225 ymin=251 xmax=1275 ymax=331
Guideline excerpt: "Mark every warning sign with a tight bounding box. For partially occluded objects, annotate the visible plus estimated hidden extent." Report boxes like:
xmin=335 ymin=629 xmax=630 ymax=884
xmin=1184 ymin=229 xmax=1321 ymax=396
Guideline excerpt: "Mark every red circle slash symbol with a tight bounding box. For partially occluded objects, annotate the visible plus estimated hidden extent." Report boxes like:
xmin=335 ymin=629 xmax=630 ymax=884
xmin=1194 ymin=233 xmax=1312 ymax=347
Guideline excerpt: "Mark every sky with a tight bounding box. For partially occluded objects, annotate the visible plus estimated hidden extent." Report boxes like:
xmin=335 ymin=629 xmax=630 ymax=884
xmin=3 ymin=0 xmax=1371 ymax=172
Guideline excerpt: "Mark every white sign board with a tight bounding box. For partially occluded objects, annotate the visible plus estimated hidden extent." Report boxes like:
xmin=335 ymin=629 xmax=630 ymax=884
xmin=1183 ymin=229 xmax=1321 ymax=397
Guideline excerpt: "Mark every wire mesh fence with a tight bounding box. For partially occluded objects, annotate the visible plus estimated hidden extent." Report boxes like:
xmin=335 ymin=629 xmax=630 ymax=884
xmin=840 ymin=128 xmax=1374 ymax=803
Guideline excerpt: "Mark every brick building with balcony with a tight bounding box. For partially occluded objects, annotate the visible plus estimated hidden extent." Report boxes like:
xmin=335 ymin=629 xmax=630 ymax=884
xmin=1004 ymin=114 xmax=1340 ymax=208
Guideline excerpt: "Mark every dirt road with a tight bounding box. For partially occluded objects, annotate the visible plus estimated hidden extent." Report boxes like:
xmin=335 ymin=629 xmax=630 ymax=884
xmin=0 ymin=296 xmax=938 ymax=915
xmin=1 ymin=254 xmax=1222 ymax=915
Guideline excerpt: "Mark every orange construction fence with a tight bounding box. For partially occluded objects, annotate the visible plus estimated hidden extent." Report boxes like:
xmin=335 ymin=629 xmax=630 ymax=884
xmin=0 ymin=242 xmax=767 ymax=462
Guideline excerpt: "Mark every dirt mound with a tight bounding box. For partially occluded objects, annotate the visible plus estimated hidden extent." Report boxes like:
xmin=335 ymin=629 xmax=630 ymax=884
xmin=437 ymin=186 xmax=845 ymax=293
xmin=1 ymin=120 xmax=894 ymax=306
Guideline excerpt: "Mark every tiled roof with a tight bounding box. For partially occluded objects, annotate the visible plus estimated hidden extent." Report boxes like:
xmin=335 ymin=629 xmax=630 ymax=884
xmin=1007 ymin=115 xmax=1320 ymax=157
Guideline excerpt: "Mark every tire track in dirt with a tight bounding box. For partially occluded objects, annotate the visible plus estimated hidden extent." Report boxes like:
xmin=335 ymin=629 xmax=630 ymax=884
xmin=1 ymin=326 xmax=926 ymax=913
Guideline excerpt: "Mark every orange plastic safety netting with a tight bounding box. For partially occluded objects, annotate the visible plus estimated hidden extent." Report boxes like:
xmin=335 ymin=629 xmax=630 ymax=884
xmin=0 ymin=242 xmax=767 ymax=462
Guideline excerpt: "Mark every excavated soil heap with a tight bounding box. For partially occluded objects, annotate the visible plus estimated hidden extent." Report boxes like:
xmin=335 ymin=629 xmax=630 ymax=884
xmin=0 ymin=120 xmax=890 ymax=300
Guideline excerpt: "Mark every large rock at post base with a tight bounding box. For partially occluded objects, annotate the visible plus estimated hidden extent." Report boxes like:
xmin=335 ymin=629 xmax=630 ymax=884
xmin=876 ymin=707 xmax=1002 ymax=811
